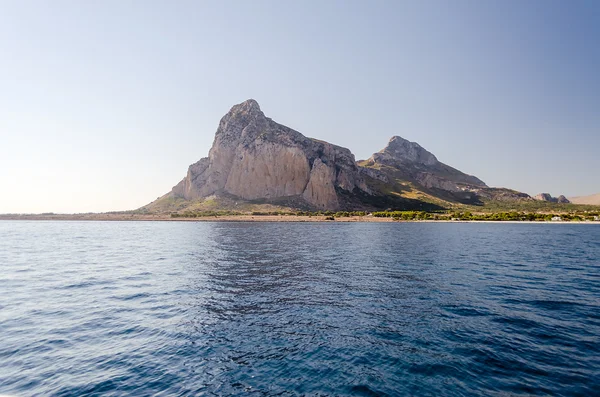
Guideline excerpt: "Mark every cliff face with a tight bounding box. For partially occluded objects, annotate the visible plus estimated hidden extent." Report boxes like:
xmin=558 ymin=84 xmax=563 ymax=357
xmin=171 ymin=99 xmax=368 ymax=210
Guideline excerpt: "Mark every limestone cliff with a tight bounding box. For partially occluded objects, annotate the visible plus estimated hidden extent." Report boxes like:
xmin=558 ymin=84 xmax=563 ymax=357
xmin=170 ymin=99 xmax=368 ymax=210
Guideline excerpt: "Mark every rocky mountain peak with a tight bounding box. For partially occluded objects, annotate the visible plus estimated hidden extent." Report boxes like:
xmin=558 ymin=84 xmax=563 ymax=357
xmin=220 ymin=99 xmax=267 ymax=127
xmin=380 ymin=136 xmax=438 ymax=166
xmin=557 ymin=195 xmax=570 ymax=204
xmin=215 ymin=99 xmax=269 ymax=145
xmin=168 ymin=99 xmax=369 ymax=210
xmin=228 ymin=99 xmax=263 ymax=117
xmin=364 ymin=135 xmax=487 ymax=195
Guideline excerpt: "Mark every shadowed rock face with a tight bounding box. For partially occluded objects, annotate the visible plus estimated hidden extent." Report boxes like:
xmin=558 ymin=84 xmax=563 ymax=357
xmin=366 ymin=136 xmax=487 ymax=192
xmin=171 ymin=99 xmax=368 ymax=210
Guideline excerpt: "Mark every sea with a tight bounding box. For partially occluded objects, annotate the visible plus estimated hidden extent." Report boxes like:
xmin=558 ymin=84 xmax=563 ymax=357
xmin=1 ymin=221 xmax=599 ymax=396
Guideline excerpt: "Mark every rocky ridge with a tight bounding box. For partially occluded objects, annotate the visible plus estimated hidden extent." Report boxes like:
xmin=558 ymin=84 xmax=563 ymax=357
xmin=356 ymin=136 xmax=532 ymax=205
xmin=534 ymin=193 xmax=570 ymax=204
xmin=363 ymin=136 xmax=487 ymax=193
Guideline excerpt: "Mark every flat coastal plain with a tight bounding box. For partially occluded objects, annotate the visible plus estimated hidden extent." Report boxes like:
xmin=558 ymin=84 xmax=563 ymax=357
xmin=1 ymin=213 xmax=599 ymax=224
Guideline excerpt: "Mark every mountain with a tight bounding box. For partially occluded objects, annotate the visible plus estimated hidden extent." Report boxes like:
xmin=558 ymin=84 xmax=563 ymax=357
xmin=367 ymin=136 xmax=486 ymax=188
xmin=569 ymin=193 xmax=600 ymax=205
xmin=146 ymin=99 xmax=376 ymax=211
xmin=358 ymin=136 xmax=531 ymax=205
xmin=143 ymin=99 xmax=536 ymax=213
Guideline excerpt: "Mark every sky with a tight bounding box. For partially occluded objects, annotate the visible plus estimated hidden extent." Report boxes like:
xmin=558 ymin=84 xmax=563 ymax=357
xmin=1 ymin=0 xmax=599 ymax=213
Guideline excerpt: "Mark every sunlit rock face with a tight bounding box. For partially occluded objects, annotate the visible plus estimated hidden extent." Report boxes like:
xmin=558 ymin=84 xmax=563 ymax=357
xmin=171 ymin=99 xmax=369 ymax=210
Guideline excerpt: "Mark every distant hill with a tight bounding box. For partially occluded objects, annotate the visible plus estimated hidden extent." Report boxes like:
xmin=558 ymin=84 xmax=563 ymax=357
xmin=142 ymin=99 xmax=542 ymax=214
xmin=569 ymin=193 xmax=600 ymax=205
xmin=533 ymin=193 xmax=570 ymax=204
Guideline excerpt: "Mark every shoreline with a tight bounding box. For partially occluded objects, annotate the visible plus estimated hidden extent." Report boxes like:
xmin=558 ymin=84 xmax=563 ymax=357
xmin=1 ymin=214 xmax=599 ymax=224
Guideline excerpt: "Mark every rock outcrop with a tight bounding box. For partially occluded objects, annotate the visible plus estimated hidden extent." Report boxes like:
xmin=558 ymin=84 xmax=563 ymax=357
xmin=534 ymin=193 xmax=570 ymax=204
xmin=557 ymin=195 xmax=570 ymax=204
xmin=534 ymin=193 xmax=553 ymax=202
xmin=170 ymin=99 xmax=369 ymax=210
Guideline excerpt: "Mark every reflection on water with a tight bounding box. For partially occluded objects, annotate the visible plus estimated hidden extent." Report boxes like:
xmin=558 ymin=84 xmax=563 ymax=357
xmin=1 ymin=221 xmax=599 ymax=396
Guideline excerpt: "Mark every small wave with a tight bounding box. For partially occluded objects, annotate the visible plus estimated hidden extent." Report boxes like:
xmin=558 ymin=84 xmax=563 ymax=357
xmin=444 ymin=305 xmax=492 ymax=317
xmin=528 ymin=299 xmax=581 ymax=311
xmin=492 ymin=315 xmax=541 ymax=329
xmin=116 ymin=292 xmax=152 ymax=301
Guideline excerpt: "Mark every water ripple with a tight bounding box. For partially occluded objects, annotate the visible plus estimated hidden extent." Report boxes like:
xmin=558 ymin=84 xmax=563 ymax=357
xmin=0 ymin=221 xmax=599 ymax=396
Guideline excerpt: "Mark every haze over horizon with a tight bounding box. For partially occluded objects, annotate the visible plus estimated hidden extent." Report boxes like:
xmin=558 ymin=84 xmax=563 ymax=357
xmin=1 ymin=0 xmax=599 ymax=213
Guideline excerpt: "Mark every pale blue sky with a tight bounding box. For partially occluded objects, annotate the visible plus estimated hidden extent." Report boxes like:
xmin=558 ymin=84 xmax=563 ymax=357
xmin=1 ymin=0 xmax=599 ymax=213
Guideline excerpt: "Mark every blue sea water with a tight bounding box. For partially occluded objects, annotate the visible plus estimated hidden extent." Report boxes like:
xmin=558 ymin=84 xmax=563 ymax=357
xmin=0 ymin=221 xmax=599 ymax=396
